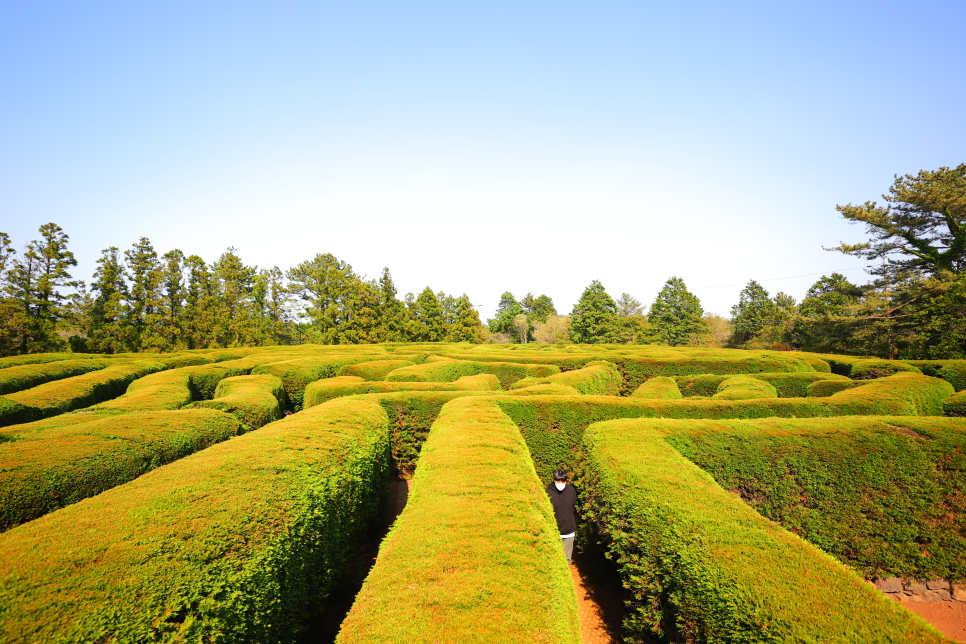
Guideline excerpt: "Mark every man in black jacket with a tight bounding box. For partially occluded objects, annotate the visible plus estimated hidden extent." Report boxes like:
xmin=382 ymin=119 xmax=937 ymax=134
xmin=546 ymin=469 xmax=577 ymax=564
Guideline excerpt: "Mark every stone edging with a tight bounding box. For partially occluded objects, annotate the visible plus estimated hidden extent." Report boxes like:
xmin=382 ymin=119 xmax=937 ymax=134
xmin=872 ymin=577 xmax=966 ymax=603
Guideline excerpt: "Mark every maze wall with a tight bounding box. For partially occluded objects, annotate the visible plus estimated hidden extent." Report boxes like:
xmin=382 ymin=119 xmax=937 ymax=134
xmin=0 ymin=344 xmax=963 ymax=643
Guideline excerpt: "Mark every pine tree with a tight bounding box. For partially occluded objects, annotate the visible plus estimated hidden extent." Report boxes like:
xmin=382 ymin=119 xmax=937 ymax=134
xmin=649 ymin=276 xmax=707 ymax=346
xmin=488 ymin=292 xmax=524 ymax=338
xmin=125 ymin=237 xmax=164 ymax=351
xmin=160 ymin=250 xmax=185 ymax=350
xmin=7 ymin=223 xmax=78 ymax=353
xmin=88 ymin=247 xmax=130 ymax=352
xmin=447 ymin=294 xmax=484 ymax=342
xmin=569 ymin=280 xmax=618 ymax=344
xmin=378 ymin=267 xmax=406 ymax=341
xmin=408 ymin=287 xmax=444 ymax=341
xmin=212 ymin=248 xmax=256 ymax=346
xmin=728 ymin=280 xmax=778 ymax=347
xmin=183 ymin=255 xmax=217 ymax=349
xmin=0 ymin=233 xmax=23 ymax=356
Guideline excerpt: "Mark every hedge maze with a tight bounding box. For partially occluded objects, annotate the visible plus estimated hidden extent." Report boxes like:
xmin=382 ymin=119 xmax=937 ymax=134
xmin=0 ymin=344 xmax=963 ymax=642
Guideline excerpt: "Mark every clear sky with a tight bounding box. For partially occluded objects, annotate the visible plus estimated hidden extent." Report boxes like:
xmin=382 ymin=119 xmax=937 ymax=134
xmin=2 ymin=1 xmax=964 ymax=318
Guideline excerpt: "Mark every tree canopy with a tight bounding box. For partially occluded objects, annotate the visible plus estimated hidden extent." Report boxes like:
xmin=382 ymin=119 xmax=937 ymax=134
xmin=649 ymin=277 xmax=706 ymax=346
xmin=830 ymin=164 xmax=966 ymax=277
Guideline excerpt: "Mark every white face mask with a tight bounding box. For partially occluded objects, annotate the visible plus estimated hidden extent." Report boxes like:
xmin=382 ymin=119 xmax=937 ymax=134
xmin=554 ymin=482 xmax=566 ymax=491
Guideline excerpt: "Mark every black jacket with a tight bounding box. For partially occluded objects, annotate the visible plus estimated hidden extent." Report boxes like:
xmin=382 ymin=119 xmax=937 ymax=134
xmin=546 ymin=483 xmax=577 ymax=535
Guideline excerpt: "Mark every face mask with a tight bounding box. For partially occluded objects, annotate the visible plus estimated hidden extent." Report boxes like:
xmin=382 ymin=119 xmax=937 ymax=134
xmin=554 ymin=482 xmax=566 ymax=491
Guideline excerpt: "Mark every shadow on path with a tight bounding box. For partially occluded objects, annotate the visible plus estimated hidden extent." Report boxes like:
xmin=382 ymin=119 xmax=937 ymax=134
xmin=571 ymin=541 xmax=626 ymax=643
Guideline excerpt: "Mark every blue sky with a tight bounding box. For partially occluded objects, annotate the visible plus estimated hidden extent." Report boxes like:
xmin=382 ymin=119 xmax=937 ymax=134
xmin=2 ymin=0 xmax=964 ymax=317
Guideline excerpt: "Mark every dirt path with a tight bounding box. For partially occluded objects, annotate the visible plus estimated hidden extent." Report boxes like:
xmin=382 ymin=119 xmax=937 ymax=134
xmin=570 ymin=549 xmax=624 ymax=643
xmin=900 ymin=601 xmax=966 ymax=642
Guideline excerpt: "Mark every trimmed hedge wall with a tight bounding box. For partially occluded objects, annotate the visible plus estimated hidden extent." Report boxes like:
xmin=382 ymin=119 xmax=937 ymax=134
xmin=577 ymin=418 xmax=947 ymax=643
xmin=305 ymin=374 xmax=501 ymax=407
xmin=251 ymin=355 xmax=383 ymax=410
xmin=0 ymin=408 xmax=243 ymax=530
xmin=0 ymin=359 xmax=112 ymax=395
xmin=711 ymin=376 xmax=778 ymax=400
xmin=3 ymin=360 xmax=165 ymax=423
xmin=661 ymin=416 xmax=966 ymax=582
xmin=498 ymin=373 xmax=955 ymax=482
xmin=630 ymin=376 xmax=682 ymax=399
xmin=0 ymin=353 xmax=105 ymax=370
xmin=385 ymin=358 xmax=560 ymax=388
xmin=190 ymin=374 xmax=285 ymax=429
xmin=336 ymin=397 xmax=579 ymax=643
xmin=0 ymin=397 xmax=390 ymax=643
xmin=851 ymin=359 xmax=923 ymax=380
xmin=676 ymin=372 xmax=850 ymax=398
xmin=512 ymin=360 xmax=622 ymax=396
xmin=338 ymin=359 xmax=415 ymax=380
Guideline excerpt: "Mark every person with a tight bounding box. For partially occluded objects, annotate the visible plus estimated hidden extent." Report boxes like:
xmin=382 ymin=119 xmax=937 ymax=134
xmin=546 ymin=469 xmax=577 ymax=564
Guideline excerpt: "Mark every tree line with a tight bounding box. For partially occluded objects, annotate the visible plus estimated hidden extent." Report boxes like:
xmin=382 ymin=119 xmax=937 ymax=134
xmin=0 ymin=229 xmax=484 ymax=356
xmin=2 ymin=163 xmax=962 ymax=359
xmin=487 ymin=164 xmax=965 ymax=360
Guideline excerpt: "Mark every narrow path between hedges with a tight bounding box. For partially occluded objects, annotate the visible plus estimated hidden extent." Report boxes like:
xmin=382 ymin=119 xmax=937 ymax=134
xmin=571 ymin=545 xmax=625 ymax=644
xmin=901 ymin=601 xmax=966 ymax=642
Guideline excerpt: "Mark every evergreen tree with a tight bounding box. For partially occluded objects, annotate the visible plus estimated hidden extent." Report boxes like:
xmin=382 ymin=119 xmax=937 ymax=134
xmin=125 ymin=237 xmax=164 ymax=351
xmin=447 ymin=294 xmax=484 ymax=342
xmin=793 ymin=273 xmax=862 ymax=353
xmin=378 ymin=267 xmax=406 ymax=341
xmin=286 ymin=253 xmax=359 ymax=344
xmin=183 ymin=255 xmax=217 ymax=349
xmin=408 ymin=287 xmax=444 ymax=341
xmin=569 ymin=280 xmax=618 ymax=343
xmin=6 ymin=223 xmax=78 ymax=353
xmin=488 ymin=292 xmax=524 ymax=338
xmin=88 ymin=247 xmax=130 ymax=352
xmin=649 ymin=276 xmax=707 ymax=346
xmin=0 ymin=233 xmax=23 ymax=356
xmin=728 ymin=280 xmax=778 ymax=347
xmin=252 ymin=266 xmax=292 ymax=345
xmin=212 ymin=247 xmax=256 ymax=346
xmin=616 ymin=293 xmax=643 ymax=317
xmin=160 ymin=249 xmax=185 ymax=350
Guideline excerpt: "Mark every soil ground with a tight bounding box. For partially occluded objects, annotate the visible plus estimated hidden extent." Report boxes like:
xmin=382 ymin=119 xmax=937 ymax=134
xmin=570 ymin=543 xmax=629 ymax=644
xmin=900 ymin=601 xmax=966 ymax=642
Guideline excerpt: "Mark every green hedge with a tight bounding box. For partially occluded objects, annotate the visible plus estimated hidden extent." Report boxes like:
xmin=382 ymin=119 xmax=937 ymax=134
xmin=336 ymin=397 xmax=579 ymax=643
xmin=851 ymin=359 xmax=923 ymax=380
xmin=630 ymin=376 xmax=682 ymax=399
xmin=385 ymin=358 xmax=560 ymax=388
xmin=662 ymin=416 xmax=966 ymax=582
xmin=676 ymin=372 xmax=850 ymax=398
xmin=711 ymin=376 xmax=778 ymax=400
xmin=251 ymin=355 xmax=382 ymax=410
xmin=0 ymin=353 xmax=105 ymax=370
xmin=89 ymin=362 xmax=249 ymax=413
xmin=3 ymin=360 xmax=166 ymax=422
xmin=944 ymin=390 xmax=966 ymax=416
xmin=0 ymin=359 xmax=113 ymax=395
xmin=0 ymin=408 xmax=243 ymax=530
xmin=338 ymin=359 xmax=415 ymax=380
xmin=578 ymin=418 xmax=947 ymax=643
xmin=0 ymin=398 xmax=40 ymax=428
xmin=0 ymin=397 xmax=389 ymax=643
xmin=498 ymin=373 xmax=955 ymax=482
xmin=189 ymin=374 xmax=285 ymax=429
xmin=304 ymin=374 xmax=501 ymax=407
xmin=907 ymin=360 xmax=966 ymax=392
xmin=808 ymin=379 xmax=863 ymax=397
xmin=512 ymin=360 xmax=622 ymax=395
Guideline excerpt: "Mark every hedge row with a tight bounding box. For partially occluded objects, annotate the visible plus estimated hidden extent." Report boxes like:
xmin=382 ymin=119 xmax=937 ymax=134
xmin=338 ymin=359 xmax=416 ymax=380
xmin=1 ymin=360 xmax=166 ymax=426
xmin=304 ymin=374 xmax=500 ymax=407
xmin=578 ymin=418 xmax=947 ymax=643
xmin=675 ymin=371 xmax=850 ymax=398
xmin=908 ymin=360 xmax=966 ymax=392
xmin=0 ymin=359 xmax=113 ymax=395
xmin=252 ymin=354 xmax=386 ymax=410
xmin=630 ymin=376 xmax=682 ymax=399
xmin=512 ymin=360 xmax=622 ymax=395
xmin=336 ymin=397 xmax=579 ymax=643
xmin=189 ymin=374 xmax=285 ymax=429
xmin=498 ymin=372 xmax=954 ymax=481
xmin=711 ymin=375 xmax=778 ymax=400
xmin=0 ymin=408 xmax=243 ymax=531
xmin=385 ymin=358 xmax=560 ymax=388
xmin=89 ymin=362 xmax=250 ymax=413
xmin=0 ymin=353 xmax=106 ymax=370
xmin=661 ymin=416 xmax=966 ymax=582
xmin=945 ymin=389 xmax=966 ymax=415
xmin=0 ymin=397 xmax=390 ymax=643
